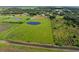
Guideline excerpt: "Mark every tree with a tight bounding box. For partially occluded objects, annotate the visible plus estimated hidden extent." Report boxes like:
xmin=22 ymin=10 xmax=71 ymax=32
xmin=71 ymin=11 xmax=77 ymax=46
xmin=49 ymin=15 xmax=55 ymax=20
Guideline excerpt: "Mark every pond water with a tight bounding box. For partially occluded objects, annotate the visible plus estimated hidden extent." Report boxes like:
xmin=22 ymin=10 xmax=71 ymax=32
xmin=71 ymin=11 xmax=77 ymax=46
xmin=27 ymin=22 xmax=41 ymax=25
xmin=13 ymin=16 xmax=21 ymax=20
xmin=15 ymin=18 xmax=21 ymax=20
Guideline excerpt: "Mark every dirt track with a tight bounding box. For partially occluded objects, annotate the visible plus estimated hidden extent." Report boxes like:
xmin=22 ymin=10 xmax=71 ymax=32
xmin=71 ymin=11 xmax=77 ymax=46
xmin=5 ymin=40 xmax=79 ymax=52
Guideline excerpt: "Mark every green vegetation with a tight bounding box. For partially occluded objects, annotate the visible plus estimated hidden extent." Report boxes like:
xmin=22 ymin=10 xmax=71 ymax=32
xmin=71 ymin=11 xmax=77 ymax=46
xmin=0 ymin=6 xmax=79 ymax=51
xmin=0 ymin=15 xmax=53 ymax=44
xmin=51 ymin=15 xmax=79 ymax=46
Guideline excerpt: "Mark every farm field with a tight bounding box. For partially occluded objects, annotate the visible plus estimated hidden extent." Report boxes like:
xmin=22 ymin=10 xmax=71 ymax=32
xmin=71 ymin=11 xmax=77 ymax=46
xmin=0 ymin=15 xmax=56 ymax=51
xmin=0 ymin=6 xmax=79 ymax=51
xmin=0 ymin=15 xmax=53 ymax=44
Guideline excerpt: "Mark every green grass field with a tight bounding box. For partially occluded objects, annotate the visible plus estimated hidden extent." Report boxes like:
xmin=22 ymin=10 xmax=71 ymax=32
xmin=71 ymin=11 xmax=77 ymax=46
xmin=0 ymin=15 xmax=53 ymax=44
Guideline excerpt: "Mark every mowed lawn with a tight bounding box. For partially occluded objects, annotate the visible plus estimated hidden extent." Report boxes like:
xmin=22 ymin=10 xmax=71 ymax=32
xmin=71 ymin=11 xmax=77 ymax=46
xmin=0 ymin=15 xmax=53 ymax=44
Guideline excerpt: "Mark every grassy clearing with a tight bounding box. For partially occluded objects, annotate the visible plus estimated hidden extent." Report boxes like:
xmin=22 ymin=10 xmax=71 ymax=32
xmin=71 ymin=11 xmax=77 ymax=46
xmin=0 ymin=15 xmax=53 ymax=44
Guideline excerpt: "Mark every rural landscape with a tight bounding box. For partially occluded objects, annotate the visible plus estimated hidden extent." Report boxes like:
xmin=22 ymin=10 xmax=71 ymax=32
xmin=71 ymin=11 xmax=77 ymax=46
xmin=0 ymin=6 xmax=79 ymax=51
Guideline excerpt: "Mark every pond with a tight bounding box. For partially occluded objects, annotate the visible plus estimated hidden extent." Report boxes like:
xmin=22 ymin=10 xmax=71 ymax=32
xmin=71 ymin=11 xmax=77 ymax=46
xmin=15 ymin=18 xmax=21 ymax=20
xmin=13 ymin=16 xmax=21 ymax=20
xmin=27 ymin=22 xmax=41 ymax=25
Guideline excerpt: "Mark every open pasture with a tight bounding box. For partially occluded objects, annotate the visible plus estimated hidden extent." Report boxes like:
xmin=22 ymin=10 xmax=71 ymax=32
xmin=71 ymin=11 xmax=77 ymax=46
xmin=0 ymin=15 xmax=53 ymax=44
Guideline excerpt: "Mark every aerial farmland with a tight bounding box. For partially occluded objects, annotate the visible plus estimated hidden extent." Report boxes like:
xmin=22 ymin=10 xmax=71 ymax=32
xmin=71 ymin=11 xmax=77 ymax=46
xmin=0 ymin=6 xmax=79 ymax=52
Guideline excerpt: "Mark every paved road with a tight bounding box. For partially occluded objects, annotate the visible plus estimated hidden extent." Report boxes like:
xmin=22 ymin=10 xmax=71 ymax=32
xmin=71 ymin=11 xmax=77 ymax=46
xmin=5 ymin=40 xmax=79 ymax=52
